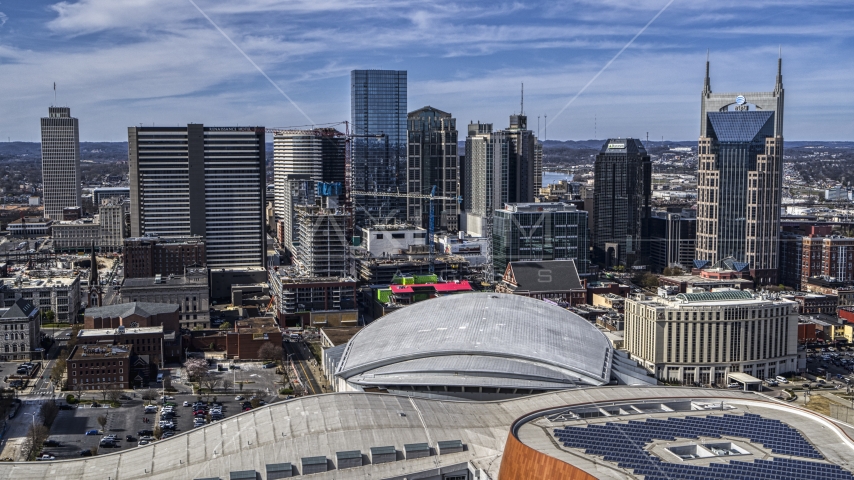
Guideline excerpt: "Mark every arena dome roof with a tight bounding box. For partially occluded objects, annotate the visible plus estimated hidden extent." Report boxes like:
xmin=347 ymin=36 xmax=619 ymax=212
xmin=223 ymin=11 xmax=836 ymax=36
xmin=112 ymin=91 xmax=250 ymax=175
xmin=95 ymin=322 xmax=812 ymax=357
xmin=335 ymin=293 xmax=614 ymax=395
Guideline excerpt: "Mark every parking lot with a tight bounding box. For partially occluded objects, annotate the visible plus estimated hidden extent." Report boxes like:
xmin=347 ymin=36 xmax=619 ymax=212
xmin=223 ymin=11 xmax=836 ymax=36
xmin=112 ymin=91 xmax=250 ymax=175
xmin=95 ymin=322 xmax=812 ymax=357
xmin=42 ymin=390 xmax=278 ymax=459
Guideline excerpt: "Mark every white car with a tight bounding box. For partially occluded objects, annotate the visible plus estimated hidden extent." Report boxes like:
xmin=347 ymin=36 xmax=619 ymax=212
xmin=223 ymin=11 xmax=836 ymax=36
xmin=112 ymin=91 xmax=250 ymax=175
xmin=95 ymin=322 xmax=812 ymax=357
xmin=183 ymin=401 xmax=190 ymax=407
xmin=775 ymin=376 xmax=789 ymax=384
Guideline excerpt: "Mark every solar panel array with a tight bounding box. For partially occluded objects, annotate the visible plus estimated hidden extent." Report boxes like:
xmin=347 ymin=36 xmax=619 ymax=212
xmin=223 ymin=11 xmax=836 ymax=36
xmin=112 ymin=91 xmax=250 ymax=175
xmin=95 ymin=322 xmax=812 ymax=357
xmin=554 ymin=413 xmax=854 ymax=480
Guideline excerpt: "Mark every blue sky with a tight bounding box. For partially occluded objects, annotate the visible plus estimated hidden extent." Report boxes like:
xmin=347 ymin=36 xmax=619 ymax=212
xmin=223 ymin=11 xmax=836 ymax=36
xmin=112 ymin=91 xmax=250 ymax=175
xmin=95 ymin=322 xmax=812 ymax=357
xmin=1 ymin=0 xmax=852 ymax=142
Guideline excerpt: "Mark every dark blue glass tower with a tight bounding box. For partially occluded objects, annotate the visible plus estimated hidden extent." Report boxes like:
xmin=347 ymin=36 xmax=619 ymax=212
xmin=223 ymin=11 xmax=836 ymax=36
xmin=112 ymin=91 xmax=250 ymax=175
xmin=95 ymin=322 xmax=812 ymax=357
xmin=351 ymin=70 xmax=407 ymax=226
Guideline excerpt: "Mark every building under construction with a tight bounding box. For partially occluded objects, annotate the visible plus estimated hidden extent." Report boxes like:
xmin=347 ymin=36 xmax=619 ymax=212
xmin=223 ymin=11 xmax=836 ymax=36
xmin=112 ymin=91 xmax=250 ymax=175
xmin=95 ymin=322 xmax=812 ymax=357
xmin=355 ymin=252 xmax=473 ymax=285
xmin=295 ymin=205 xmax=349 ymax=278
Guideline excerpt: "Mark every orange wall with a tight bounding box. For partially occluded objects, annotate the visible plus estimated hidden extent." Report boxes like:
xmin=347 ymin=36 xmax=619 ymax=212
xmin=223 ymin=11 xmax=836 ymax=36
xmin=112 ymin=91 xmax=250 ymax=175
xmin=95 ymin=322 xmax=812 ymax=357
xmin=497 ymin=431 xmax=598 ymax=480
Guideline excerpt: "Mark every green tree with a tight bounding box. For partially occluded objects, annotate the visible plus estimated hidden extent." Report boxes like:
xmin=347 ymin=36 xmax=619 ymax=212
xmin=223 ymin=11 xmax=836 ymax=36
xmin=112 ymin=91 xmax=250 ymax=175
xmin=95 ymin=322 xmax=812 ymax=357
xmin=43 ymin=310 xmax=55 ymax=323
xmin=219 ymin=322 xmax=232 ymax=330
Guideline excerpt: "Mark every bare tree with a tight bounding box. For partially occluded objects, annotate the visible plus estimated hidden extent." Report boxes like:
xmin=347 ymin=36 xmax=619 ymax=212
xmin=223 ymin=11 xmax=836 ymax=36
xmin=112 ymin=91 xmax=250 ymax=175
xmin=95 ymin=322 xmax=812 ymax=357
xmin=258 ymin=342 xmax=283 ymax=362
xmin=153 ymin=426 xmax=162 ymax=440
xmin=106 ymin=390 xmax=123 ymax=404
xmin=22 ymin=424 xmax=50 ymax=460
xmin=221 ymin=378 xmax=233 ymax=393
xmin=199 ymin=371 xmax=221 ymax=394
xmin=39 ymin=401 xmax=59 ymax=428
xmin=97 ymin=415 xmax=107 ymax=431
xmin=50 ymin=354 xmax=67 ymax=385
xmin=141 ymin=389 xmax=157 ymax=403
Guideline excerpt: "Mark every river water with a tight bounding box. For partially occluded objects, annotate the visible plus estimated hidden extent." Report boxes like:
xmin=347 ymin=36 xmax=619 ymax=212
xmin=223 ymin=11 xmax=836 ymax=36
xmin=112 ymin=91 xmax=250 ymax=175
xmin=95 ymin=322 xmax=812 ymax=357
xmin=542 ymin=172 xmax=574 ymax=186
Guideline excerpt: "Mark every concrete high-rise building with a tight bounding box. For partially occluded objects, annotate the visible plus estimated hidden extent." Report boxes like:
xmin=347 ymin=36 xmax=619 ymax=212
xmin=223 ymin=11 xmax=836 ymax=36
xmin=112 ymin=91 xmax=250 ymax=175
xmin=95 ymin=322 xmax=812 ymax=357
xmin=695 ymin=58 xmax=785 ymax=285
xmin=40 ymin=107 xmax=81 ymax=219
xmin=406 ymin=106 xmax=459 ymax=231
xmin=492 ymin=202 xmax=589 ymax=279
xmin=351 ymin=70 xmax=407 ymax=226
xmin=593 ymin=139 xmax=651 ymax=268
xmin=273 ymin=128 xmax=346 ymax=222
xmin=462 ymin=116 xmax=542 ymax=237
xmin=98 ymin=199 xmax=126 ymax=251
xmin=128 ymin=125 xmax=266 ymax=269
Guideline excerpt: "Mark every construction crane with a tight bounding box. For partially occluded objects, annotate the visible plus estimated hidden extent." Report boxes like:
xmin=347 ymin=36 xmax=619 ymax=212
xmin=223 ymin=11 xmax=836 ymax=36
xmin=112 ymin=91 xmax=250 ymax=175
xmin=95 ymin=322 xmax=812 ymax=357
xmin=351 ymin=187 xmax=461 ymax=272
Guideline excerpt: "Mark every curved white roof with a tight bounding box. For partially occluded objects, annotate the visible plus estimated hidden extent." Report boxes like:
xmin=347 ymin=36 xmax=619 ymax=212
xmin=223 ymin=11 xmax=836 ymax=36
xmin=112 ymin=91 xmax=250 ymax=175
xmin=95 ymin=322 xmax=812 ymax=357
xmin=336 ymin=293 xmax=613 ymax=389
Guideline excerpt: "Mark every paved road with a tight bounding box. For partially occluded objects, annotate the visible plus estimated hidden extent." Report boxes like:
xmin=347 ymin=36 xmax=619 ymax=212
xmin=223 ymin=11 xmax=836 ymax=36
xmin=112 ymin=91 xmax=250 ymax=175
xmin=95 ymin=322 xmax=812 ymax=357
xmin=283 ymin=341 xmax=323 ymax=395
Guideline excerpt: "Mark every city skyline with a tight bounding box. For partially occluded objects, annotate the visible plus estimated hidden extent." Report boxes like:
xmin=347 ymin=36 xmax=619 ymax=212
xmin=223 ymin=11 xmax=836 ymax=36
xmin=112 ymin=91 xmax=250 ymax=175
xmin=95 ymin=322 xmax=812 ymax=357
xmin=0 ymin=1 xmax=851 ymax=142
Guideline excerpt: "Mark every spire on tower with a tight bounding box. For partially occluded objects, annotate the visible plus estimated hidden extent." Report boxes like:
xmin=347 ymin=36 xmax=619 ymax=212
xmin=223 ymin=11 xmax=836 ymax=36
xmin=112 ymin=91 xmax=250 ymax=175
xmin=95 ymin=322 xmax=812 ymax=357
xmin=703 ymin=49 xmax=711 ymax=95
xmin=521 ymin=82 xmax=524 ymax=116
xmin=775 ymin=47 xmax=783 ymax=94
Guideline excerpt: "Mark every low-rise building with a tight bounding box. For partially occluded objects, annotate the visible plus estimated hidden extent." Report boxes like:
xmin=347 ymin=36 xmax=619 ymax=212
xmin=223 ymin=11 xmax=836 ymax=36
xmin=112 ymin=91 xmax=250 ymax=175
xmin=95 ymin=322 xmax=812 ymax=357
xmin=6 ymin=217 xmax=52 ymax=236
xmin=227 ymin=318 xmax=283 ymax=360
xmin=66 ymin=344 xmax=134 ymax=390
xmin=658 ymin=270 xmax=754 ymax=294
xmin=119 ymin=268 xmax=210 ymax=328
xmin=624 ymin=290 xmax=799 ymax=384
xmin=586 ymin=281 xmax=631 ymax=304
xmin=360 ymin=224 xmax=427 ymax=258
xmin=83 ymin=302 xmax=179 ymax=332
xmin=268 ymin=267 xmax=357 ymax=327
xmin=496 ymin=260 xmax=586 ymax=305
xmin=1 ymin=272 xmax=80 ymax=323
xmin=77 ymin=325 xmax=179 ymax=365
xmin=0 ymin=298 xmax=40 ymax=361
xmin=52 ymin=218 xmax=101 ymax=251
xmin=592 ymin=293 xmax=626 ymax=312
xmin=781 ymin=292 xmax=838 ymax=316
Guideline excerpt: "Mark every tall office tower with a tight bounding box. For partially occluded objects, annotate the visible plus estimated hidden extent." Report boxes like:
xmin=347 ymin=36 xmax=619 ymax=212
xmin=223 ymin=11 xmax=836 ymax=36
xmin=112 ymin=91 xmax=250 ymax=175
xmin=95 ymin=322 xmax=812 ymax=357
xmin=492 ymin=202 xmax=589 ymax=278
xmin=351 ymin=70 xmax=407 ymax=226
xmin=128 ymin=125 xmax=266 ymax=269
xmin=40 ymin=107 xmax=81 ymax=219
xmin=695 ymin=58 xmax=784 ymax=285
xmin=462 ymin=116 xmax=542 ymax=237
xmin=593 ymin=139 xmax=651 ymax=268
xmin=406 ymin=106 xmax=459 ymax=232
xmin=273 ymin=128 xmax=346 ymax=222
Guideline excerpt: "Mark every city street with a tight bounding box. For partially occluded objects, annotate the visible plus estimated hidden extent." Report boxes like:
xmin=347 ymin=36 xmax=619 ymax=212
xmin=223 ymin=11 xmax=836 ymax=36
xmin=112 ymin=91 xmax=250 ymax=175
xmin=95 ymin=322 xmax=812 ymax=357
xmin=283 ymin=340 xmax=324 ymax=395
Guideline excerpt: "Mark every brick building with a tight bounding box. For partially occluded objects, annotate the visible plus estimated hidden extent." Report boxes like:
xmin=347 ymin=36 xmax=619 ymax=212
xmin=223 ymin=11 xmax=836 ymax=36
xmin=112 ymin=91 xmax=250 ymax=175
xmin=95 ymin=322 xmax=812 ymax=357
xmin=123 ymin=236 xmax=205 ymax=278
xmin=77 ymin=325 xmax=179 ymax=365
xmin=496 ymin=260 xmax=586 ymax=305
xmin=226 ymin=318 xmax=283 ymax=360
xmin=84 ymin=302 xmax=179 ymax=332
xmin=66 ymin=344 xmax=134 ymax=390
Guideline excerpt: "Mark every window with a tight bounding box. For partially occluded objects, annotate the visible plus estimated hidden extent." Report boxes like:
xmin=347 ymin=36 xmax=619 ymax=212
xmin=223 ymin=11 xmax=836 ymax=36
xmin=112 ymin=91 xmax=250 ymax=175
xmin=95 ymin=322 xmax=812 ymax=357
xmin=375 ymin=234 xmax=383 ymax=239
xmin=392 ymin=233 xmax=405 ymax=239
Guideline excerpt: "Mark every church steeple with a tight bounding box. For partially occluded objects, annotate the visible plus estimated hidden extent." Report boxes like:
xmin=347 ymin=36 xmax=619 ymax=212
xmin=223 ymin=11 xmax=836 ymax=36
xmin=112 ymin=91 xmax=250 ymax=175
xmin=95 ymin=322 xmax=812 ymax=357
xmin=87 ymin=244 xmax=103 ymax=308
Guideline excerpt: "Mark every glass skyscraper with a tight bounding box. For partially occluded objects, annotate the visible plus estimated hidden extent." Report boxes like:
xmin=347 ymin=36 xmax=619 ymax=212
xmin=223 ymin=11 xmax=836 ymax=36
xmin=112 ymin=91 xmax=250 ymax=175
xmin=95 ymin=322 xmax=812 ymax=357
xmin=40 ymin=107 xmax=81 ymax=219
xmin=350 ymin=70 xmax=407 ymax=226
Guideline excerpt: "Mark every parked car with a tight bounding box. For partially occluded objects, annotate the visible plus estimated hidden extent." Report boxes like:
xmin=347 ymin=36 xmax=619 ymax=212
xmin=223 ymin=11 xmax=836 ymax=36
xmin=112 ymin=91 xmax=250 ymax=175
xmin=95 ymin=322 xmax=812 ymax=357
xmin=775 ymin=376 xmax=788 ymax=384
xmin=125 ymin=435 xmax=136 ymax=442
xmin=138 ymin=440 xmax=150 ymax=446
xmin=727 ymin=383 xmax=740 ymax=389
xmin=36 ymin=455 xmax=55 ymax=461
xmin=183 ymin=401 xmax=190 ymax=407
xmin=43 ymin=440 xmax=60 ymax=447
xmin=137 ymin=429 xmax=154 ymax=437
xmin=235 ymin=396 xmax=244 ymax=401
xmin=85 ymin=429 xmax=100 ymax=435
xmin=79 ymin=450 xmax=92 ymax=457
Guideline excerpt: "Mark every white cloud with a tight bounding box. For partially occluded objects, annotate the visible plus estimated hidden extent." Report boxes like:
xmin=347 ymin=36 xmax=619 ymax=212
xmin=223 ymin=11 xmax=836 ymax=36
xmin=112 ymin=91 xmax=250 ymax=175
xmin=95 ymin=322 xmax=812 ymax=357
xmin=0 ymin=12 xmax=7 ymax=28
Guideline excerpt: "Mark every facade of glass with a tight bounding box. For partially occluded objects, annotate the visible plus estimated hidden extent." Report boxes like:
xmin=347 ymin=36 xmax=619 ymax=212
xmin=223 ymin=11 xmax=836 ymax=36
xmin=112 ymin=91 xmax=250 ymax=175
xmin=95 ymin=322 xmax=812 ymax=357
xmin=40 ymin=107 xmax=81 ymax=219
xmin=406 ymin=106 xmax=459 ymax=231
xmin=593 ymin=138 xmax=651 ymax=268
xmin=492 ymin=202 xmax=589 ymax=279
xmin=350 ymin=70 xmax=407 ymax=226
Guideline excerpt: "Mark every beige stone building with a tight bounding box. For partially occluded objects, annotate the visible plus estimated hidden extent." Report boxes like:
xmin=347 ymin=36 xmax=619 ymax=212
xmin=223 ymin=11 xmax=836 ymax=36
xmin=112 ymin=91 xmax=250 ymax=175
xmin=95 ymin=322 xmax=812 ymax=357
xmin=624 ymin=290 xmax=798 ymax=385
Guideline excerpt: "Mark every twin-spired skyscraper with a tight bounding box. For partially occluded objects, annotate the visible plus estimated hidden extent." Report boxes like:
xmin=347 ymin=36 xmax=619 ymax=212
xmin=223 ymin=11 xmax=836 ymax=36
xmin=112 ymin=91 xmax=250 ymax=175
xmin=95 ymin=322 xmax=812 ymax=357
xmin=695 ymin=58 xmax=785 ymax=285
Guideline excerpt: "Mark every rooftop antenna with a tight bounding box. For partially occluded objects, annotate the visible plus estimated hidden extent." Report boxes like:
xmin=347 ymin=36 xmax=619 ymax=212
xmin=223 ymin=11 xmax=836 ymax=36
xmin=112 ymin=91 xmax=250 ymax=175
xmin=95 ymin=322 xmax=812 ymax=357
xmin=521 ymin=82 xmax=524 ymax=116
xmin=544 ymin=114 xmax=547 ymax=140
xmin=703 ymin=49 xmax=711 ymax=95
xmin=538 ymin=116 xmax=540 ymax=138
xmin=53 ymin=82 xmax=56 ymax=106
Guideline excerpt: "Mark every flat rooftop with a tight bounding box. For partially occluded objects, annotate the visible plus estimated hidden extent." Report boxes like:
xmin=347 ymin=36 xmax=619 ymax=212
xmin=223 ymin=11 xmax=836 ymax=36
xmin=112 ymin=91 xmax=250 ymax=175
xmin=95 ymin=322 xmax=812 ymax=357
xmin=78 ymin=326 xmax=163 ymax=337
xmin=68 ymin=344 xmax=132 ymax=361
